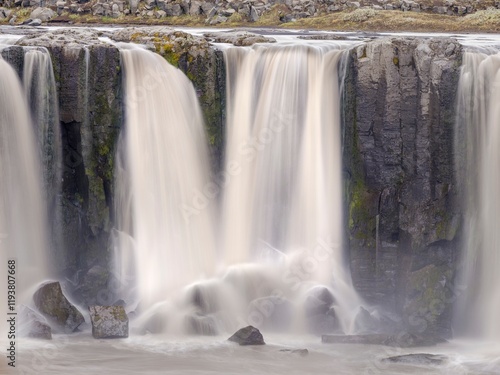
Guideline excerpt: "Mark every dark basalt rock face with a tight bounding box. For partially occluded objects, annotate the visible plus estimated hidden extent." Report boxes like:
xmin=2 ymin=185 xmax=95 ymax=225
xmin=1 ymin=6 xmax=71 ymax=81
xmin=228 ymin=325 xmax=265 ymax=345
xmin=19 ymin=29 xmax=122 ymax=307
xmin=342 ymin=37 xmax=462 ymax=339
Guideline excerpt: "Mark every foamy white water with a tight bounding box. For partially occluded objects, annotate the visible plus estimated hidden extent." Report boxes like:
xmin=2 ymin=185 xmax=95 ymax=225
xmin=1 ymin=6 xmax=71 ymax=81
xmin=222 ymin=44 xmax=362 ymax=333
xmin=0 ymin=58 xmax=49 ymax=336
xmin=455 ymin=50 xmax=500 ymax=339
xmin=116 ymin=45 xmax=216 ymax=316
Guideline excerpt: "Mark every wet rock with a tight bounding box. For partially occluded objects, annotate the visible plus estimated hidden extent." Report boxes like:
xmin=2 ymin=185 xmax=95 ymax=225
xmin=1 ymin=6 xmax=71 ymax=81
xmin=89 ymin=305 xmax=129 ymax=339
xmin=304 ymin=286 xmax=339 ymax=334
xmin=30 ymin=7 xmax=56 ymax=21
xmin=353 ymin=306 xmax=380 ymax=333
xmin=228 ymin=326 xmax=265 ymax=345
xmin=382 ymin=353 xmax=447 ymax=365
xmin=33 ymin=281 xmax=85 ymax=333
xmin=279 ymin=348 xmax=309 ymax=356
xmin=304 ymin=286 xmax=335 ymax=316
xmin=18 ymin=305 xmax=52 ymax=340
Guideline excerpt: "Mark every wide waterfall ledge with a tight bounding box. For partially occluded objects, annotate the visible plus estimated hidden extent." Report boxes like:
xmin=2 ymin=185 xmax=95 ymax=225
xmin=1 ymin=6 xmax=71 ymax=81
xmin=0 ymin=26 xmax=499 ymax=374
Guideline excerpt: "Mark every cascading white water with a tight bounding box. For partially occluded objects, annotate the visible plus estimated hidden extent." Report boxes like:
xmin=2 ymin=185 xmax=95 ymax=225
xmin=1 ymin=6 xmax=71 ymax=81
xmin=114 ymin=42 xmax=362 ymax=334
xmin=0 ymin=57 xmax=49 ymax=335
xmin=23 ymin=47 xmax=61 ymax=211
xmin=221 ymin=44 xmax=361 ymax=333
xmin=116 ymin=45 xmax=216 ymax=317
xmin=455 ymin=49 xmax=500 ymax=340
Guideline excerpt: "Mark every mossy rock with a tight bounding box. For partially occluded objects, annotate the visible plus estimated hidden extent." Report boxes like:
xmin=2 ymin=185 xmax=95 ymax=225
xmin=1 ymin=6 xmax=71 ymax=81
xmin=33 ymin=281 xmax=85 ymax=333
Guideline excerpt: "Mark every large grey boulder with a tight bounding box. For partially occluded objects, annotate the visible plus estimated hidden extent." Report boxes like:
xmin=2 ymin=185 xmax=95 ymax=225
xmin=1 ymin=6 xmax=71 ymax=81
xmin=30 ymin=7 xmax=56 ymax=21
xmin=89 ymin=306 xmax=129 ymax=339
xmin=18 ymin=305 xmax=52 ymax=340
xmin=228 ymin=326 xmax=265 ymax=345
xmin=28 ymin=18 xmax=42 ymax=26
xmin=33 ymin=281 xmax=85 ymax=332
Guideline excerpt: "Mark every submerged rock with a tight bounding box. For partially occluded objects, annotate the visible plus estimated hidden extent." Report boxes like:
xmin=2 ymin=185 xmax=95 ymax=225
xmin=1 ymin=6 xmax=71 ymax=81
xmin=279 ymin=348 xmax=309 ymax=356
xmin=322 ymin=332 xmax=446 ymax=348
xmin=89 ymin=306 xmax=129 ymax=339
xmin=33 ymin=281 xmax=85 ymax=333
xmin=18 ymin=305 xmax=52 ymax=340
xmin=228 ymin=326 xmax=265 ymax=345
xmin=382 ymin=353 xmax=447 ymax=366
xmin=353 ymin=306 xmax=380 ymax=333
xmin=304 ymin=286 xmax=339 ymax=334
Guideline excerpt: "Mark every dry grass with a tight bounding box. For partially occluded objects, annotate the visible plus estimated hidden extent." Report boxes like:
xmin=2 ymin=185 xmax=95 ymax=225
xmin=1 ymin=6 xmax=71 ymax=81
xmin=285 ymin=9 xmax=500 ymax=33
xmin=463 ymin=7 xmax=500 ymax=26
xmin=3 ymin=6 xmax=500 ymax=33
xmin=341 ymin=8 xmax=376 ymax=22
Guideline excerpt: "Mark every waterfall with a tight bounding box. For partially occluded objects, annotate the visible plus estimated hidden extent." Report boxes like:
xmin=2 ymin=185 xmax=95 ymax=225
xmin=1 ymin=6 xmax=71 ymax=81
xmin=0 ymin=57 xmax=49 ymax=334
xmin=455 ymin=49 xmax=500 ymax=340
xmin=115 ymin=45 xmax=216 ymax=315
xmin=23 ymin=47 xmax=62 ymax=217
xmin=114 ymin=42 xmax=362 ymax=334
xmin=221 ymin=44 xmax=361 ymax=333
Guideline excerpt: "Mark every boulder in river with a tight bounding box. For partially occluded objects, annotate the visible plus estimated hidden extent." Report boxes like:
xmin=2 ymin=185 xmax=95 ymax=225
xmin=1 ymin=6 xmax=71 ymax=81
xmin=33 ymin=281 xmax=85 ymax=333
xmin=89 ymin=305 xmax=129 ymax=339
xmin=228 ymin=326 xmax=265 ymax=345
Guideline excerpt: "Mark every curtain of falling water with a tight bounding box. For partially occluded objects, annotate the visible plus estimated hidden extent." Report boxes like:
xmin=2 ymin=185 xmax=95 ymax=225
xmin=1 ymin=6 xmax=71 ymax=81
xmin=116 ymin=45 xmax=216 ymax=314
xmin=455 ymin=50 xmax=500 ymax=340
xmin=23 ymin=48 xmax=62 ymax=238
xmin=222 ymin=44 xmax=361 ymax=333
xmin=0 ymin=58 xmax=49 ymax=335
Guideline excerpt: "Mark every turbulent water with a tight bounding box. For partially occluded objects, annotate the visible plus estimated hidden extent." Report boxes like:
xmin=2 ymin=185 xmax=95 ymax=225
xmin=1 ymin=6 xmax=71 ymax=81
xmin=455 ymin=49 xmax=500 ymax=340
xmin=115 ymin=45 xmax=216 ymax=319
xmin=0 ymin=58 xmax=49 ymax=336
xmin=10 ymin=334 xmax=500 ymax=374
xmin=113 ymin=43 xmax=364 ymax=335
